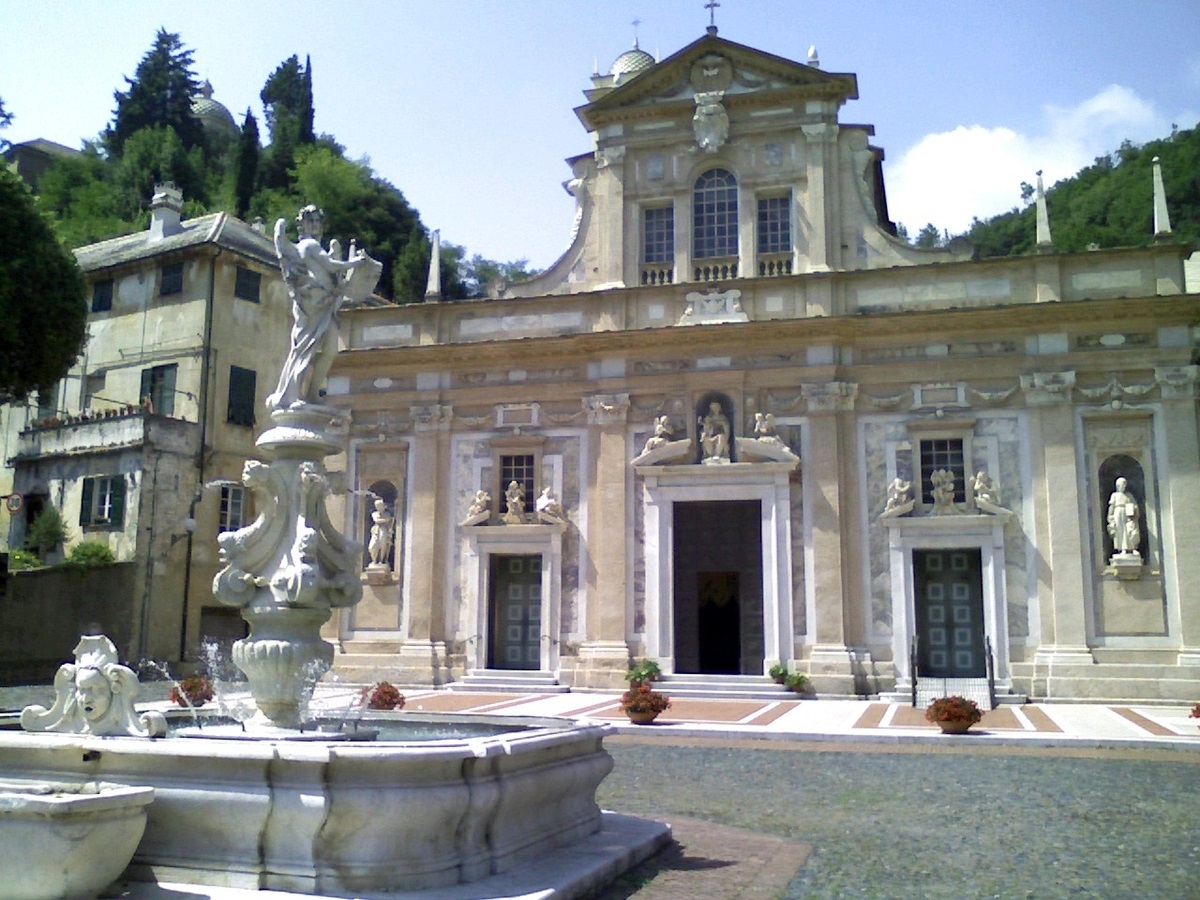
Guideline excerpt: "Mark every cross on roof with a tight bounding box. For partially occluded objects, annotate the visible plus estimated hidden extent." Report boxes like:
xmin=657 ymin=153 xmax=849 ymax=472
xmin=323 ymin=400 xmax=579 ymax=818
xmin=705 ymin=0 xmax=720 ymax=31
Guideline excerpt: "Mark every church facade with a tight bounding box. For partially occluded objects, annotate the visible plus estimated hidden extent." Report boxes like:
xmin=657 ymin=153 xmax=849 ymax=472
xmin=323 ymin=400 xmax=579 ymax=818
xmin=326 ymin=30 xmax=1200 ymax=703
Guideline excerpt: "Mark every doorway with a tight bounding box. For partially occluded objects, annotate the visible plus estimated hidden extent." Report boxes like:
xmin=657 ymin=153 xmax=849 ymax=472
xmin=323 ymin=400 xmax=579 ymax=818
xmin=488 ymin=554 xmax=542 ymax=670
xmin=913 ymin=548 xmax=985 ymax=677
xmin=672 ymin=500 xmax=762 ymax=674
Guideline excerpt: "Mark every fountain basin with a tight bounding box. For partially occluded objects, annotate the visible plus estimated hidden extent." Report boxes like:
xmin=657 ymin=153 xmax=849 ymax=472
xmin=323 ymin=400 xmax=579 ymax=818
xmin=0 ymin=780 xmax=154 ymax=900
xmin=0 ymin=713 xmax=613 ymax=895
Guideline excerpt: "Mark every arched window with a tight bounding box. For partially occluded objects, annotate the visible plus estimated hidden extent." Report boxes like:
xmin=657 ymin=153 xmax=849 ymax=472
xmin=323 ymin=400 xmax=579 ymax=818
xmin=693 ymin=168 xmax=738 ymax=260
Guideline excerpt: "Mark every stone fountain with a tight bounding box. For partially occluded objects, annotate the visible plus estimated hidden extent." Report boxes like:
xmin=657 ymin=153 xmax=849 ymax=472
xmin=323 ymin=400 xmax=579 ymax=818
xmin=0 ymin=207 xmax=666 ymax=896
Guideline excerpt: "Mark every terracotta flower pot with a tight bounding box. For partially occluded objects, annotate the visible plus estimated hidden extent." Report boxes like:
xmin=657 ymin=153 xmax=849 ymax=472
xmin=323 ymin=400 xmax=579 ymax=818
xmin=937 ymin=719 xmax=974 ymax=735
xmin=626 ymin=710 xmax=661 ymax=725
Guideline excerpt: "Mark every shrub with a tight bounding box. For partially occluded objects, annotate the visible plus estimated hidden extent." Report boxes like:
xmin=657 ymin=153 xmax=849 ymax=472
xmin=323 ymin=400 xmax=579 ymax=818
xmin=769 ymin=662 xmax=788 ymax=682
xmin=64 ymin=540 xmax=115 ymax=568
xmin=620 ymin=682 xmax=671 ymax=715
xmin=924 ymin=695 xmax=983 ymax=726
xmin=8 ymin=548 xmax=41 ymax=570
xmin=26 ymin=505 xmax=68 ymax=556
xmin=361 ymin=681 xmax=405 ymax=710
xmin=785 ymin=671 xmax=810 ymax=692
xmin=624 ymin=658 xmax=662 ymax=686
xmin=169 ymin=675 xmax=214 ymax=708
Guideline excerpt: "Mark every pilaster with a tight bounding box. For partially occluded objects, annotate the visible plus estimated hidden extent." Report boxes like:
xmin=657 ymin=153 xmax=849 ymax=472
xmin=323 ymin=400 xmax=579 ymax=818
xmin=577 ymin=393 xmax=631 ymax=687
xmin=801 ymin=381 xmax=858 ymax=687
xmin=1022 ymin=372 xmax=1095 ymax=672
xmin=1156 ymin=367 xmax=1200 ymax=664
xmin=800 ymin=123 xmax=839 ymax=273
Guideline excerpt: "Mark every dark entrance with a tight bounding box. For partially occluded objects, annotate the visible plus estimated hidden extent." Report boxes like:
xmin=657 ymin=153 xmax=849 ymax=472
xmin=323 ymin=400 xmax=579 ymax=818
xmin=488 ymin=554 xmax=542 ymax=670
xmin=913 ymin=548 xmax=985 ymax=677
xmin=672 ymin=500 xmax=763 ymax=674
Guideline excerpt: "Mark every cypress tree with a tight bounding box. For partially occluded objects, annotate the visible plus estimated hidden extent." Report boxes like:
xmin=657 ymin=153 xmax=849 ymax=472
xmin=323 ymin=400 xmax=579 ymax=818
xmin=234 ymin=109 xmax=260 ymax=219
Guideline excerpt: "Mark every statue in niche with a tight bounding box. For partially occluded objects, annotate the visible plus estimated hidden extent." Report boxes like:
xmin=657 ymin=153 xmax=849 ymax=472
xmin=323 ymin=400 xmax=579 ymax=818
xmin=503 ymin=480 xmax=526 ymax=525
xmin=971 ymin=470 xmax=999 ymax=507
xmin=366 ymin=499 xmax=394 ymax=568
xmin=1107 ymin=476 xmax=1141 ymax=557
xmin=881 ymin=477 xmax=913 ymax=517
xmin=20 ymin=634 xmax=165 ymax=737
xmin=929 ymin=468 xmax=958 ymax=514
xmin=269 ymin=205 xmax=382 ymax=410
xmin=642 ymin=415 xmax=673 ymax=454
xmin=698 ymin=401 xmax=731 ymax=463
xmin=536 ymin=487 xmax=565 ymax=523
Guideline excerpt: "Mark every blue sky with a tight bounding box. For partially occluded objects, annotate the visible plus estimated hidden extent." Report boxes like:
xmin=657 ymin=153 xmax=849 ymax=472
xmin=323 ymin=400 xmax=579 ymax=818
xmin=3 ymin=1 xmax=1198 ymax=268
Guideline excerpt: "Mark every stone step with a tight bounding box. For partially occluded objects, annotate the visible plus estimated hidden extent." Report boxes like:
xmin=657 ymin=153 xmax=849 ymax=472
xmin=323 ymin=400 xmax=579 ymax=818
xmin=449 ymin=670 xmax=570 ymax=694
xmin=653 ymin=674 xmax=796 ymax=702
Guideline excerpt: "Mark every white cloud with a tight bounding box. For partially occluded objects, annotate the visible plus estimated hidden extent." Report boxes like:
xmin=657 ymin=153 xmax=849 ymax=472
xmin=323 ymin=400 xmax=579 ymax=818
xmin=886 ymin=85 xmax=1171 ymax=236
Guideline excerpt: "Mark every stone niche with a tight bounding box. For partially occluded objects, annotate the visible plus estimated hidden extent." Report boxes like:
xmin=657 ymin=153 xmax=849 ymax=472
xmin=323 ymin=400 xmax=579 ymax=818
xmin=1083 ymin=413 xmax=1166 ymax=636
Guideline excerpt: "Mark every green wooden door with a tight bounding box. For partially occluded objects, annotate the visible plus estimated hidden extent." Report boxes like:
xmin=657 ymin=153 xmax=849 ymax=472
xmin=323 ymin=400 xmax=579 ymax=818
xmin=914 ymin=549 xmax=985 ymax=678
xmin=489 ymin=555 xmax=542 ymax=670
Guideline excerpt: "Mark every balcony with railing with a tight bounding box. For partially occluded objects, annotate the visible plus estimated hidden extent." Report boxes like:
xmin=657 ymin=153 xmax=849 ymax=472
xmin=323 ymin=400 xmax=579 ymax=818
xmin=758 ymin=253 xmax=794 ymax=277
xmin=640 ymin=264 xmax=674 ymax=286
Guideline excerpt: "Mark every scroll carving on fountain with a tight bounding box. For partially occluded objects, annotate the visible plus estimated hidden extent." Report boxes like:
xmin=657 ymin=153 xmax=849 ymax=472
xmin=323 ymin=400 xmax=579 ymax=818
xmin=213 ymin=205 xmax=381 ymax=728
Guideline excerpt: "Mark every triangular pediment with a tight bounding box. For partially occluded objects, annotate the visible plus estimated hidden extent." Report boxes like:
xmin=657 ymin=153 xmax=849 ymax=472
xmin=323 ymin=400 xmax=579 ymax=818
xmin=578 ymin=33 xmax=857 ymax=129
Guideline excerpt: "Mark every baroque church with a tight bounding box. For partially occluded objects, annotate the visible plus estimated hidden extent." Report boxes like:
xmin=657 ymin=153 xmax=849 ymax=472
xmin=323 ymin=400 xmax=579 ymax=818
xmin=325 ymin=27 xmax=1200 ymax=704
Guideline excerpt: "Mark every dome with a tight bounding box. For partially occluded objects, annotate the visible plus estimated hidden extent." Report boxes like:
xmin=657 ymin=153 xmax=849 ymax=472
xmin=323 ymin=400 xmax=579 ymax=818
xmin=610 ymin=44 xmax=655 ymax=79
xmin=191 ymin=81 xmax=239 ymax=140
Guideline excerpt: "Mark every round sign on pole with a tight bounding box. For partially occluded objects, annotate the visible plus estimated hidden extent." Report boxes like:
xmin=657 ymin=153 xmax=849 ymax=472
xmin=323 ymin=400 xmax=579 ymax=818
xmin=6 ymin=494 xmax=23 ymax=514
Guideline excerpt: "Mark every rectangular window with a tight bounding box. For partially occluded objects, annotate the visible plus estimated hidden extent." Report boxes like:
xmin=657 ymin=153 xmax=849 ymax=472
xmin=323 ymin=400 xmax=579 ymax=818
xmin=499 ymin=454 xmax=536 ymax=511
xmin=36 ymin=385 xmax=58 ymax=420
xmin=757 ymin=194 xmax=791 ymax=254
xmin=140 ymin=364 xmax=177 ymax=416
xmin=91 ymin=279 xmax=114 ymax=312
xmin=160 ymin=262 xmax=183 ymax=297
xmin=643 ymin=206 xmax=674 ymax=264
xmin=219 ymin=486 xmax=246 ymax=533
xmin=234 ymin=266 xmax=261 ymax=302
xmin=919 ymin=438 xmax=966 ymax=505
xmin=79 ymin=475 xmax=125 ymax=527
xmin=226 ymin=365 xmax=256 ymax=426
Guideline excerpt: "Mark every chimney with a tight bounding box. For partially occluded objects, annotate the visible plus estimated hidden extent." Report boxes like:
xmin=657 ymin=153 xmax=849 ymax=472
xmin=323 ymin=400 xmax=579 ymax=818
xmin=148 ymin=182 xmax=184 ymax=241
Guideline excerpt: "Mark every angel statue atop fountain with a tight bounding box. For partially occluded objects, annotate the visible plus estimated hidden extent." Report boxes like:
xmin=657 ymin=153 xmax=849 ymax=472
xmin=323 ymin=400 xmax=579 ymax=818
xmin=268 ymin=205 xmax=382 ymax=411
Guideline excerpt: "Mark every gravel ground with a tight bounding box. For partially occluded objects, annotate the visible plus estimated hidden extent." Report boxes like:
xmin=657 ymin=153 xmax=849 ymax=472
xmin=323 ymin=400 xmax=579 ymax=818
xmin=596 ymin=738 xmax=1200 ymax=899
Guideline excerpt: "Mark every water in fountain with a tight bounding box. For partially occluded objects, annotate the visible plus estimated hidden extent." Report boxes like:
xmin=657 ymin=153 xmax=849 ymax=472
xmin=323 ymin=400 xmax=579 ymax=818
xmin=139 ymin=659 xmax=202 ymax=728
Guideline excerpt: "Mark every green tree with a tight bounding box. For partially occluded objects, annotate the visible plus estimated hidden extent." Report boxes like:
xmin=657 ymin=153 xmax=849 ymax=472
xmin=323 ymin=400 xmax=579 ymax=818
xmin=115 ymin=125 xmax=207 ymax=216
xmin=234 ymin=109 xmax=260 ymax=219
xmin=107 ymin=29 xmax=205 ymax=156
xmin=458 ymin=252 xmax=538 ymax=297
xmin=913 ymin=223 xmax=943 ymax=249
xmin=0 ymin=94 xmax=12 ymax=150
xmin=259 ymin=54 xmax=314 ymax=191
xmin=26 ymin=505 xmax=69 ymax=558
xmin=36 ymin=145 xmax=132 ymax=247
xmin=0 ymin=166 xmax=88 ymax=402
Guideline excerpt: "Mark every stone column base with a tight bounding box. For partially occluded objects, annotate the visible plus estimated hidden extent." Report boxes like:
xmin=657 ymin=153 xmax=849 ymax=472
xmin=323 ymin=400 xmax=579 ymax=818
xmin=572 ymin=641 xmax=630 ymax=690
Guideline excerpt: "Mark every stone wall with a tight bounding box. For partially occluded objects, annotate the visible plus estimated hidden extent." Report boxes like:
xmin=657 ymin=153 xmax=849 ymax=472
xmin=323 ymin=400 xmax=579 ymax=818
xmin=0 ymin=563 xmax=137 ymax=683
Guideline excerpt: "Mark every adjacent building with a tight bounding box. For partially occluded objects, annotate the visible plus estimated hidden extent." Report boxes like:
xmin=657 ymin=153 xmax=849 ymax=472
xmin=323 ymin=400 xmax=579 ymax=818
xmin=327 ymin=29 xmax=1200 ymax=703
xmin=4 ymin=185 xmax=289 ymax=665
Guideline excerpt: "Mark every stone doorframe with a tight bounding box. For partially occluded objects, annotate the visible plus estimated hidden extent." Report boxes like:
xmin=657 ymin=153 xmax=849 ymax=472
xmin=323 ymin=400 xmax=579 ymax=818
xmin=464 ymin=523 xmax=565 ymax=673
xmin=635 ymin=462 xmax=798 ymax=675
xmin=882 ymin=513 xmax=1014 ymax=695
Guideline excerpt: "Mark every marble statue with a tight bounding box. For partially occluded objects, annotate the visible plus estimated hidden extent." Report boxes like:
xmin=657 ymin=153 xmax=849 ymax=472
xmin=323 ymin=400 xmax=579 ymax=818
xmin=971 ymin=470 xmax=999 ymax=507
xmin=459 ymin=489 xmax=492 ymax=527
xmin=503 ymin=480 xmax=526 ymax=525
xmin=698 ymin=402 xmax=730 ymax=462
xmin=367 ymin=499 xmax=394 ymax=567
xmin=20 ymin=634 xmax=165 ymax=737
xmin=642 ymin=415 xmax=673 ymax=454
xmin=883 ymin=477 xmax=913 ymax=515
xmin=930 ymin=468 xmax=957 ymax=514
xmin=1107 ymin=476 xmax=1141 ymax=556
xmin=268 ymin=206 xmax=382 ymax=411
xmin=753 ymin=412 xmax=780 ymax=443
xmin=536 ymin=487 xmax=565 ymax=523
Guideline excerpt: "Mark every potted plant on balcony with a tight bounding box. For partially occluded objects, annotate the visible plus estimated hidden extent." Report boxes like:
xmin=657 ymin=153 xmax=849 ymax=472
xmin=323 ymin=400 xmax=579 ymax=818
xmin=925 ymin=695 xmax=984 ymax=734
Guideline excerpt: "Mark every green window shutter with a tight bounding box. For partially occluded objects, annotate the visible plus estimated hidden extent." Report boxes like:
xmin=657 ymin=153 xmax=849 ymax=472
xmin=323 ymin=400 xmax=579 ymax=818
xmin=140 ymin=369 xmax=152 ymax=407
xmin=108 ymin=476 xmax=125 ymax=527
xmin=160 ymin=365 xmax=177 ymax=416
xmin=79 ymin=477 xmax=94 ymax=526
xmin=227 ymin=366 xmax=257 ymax=426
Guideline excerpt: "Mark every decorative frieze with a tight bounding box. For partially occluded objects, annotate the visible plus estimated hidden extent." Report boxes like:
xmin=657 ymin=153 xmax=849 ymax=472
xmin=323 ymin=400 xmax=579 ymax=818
xmin=583 ymin=393 xmax=630 ymax=426
xmin=1020 ymin=370 xmax=1076 ymax=405
xmin=801 ymin=381 xmax=857 ymax=413
xmin=410 ymin=404 xmax=452 ymax=432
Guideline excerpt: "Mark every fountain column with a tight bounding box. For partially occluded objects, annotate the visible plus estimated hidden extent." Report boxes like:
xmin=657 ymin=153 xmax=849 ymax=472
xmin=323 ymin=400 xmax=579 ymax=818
xmin=212 ymin=206 xmax=378 ymax=728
